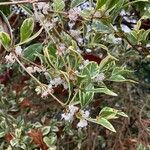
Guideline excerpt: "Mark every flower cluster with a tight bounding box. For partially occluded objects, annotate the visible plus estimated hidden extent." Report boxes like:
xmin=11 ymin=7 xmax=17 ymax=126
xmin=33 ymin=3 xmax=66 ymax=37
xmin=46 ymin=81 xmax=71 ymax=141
xmin=15 ymin=46 xmax=22 ymax=56
xmin=79 ymin=60 xmax=90 ymax=70
xmin=5 ymin=53 xmax=15 ymax=65
xmin=62 ymin=105 xmax=79 ymax=122
xmin=77 ymin=110 xmax=89 ymax=128
xmin=26 ymin=66 xmax=45 ymax=74
xmin=94 ymin=73 xmax=105 ymax=82
xmin=62 ymin=105 xmax=90 ymax=128
xmin=41 ymin=84 xmax=54 ymax=98
xmin=50 ymin=77 xmax=68 ymax=90
xmin=37 ymin=2 xmax=49 ymax=15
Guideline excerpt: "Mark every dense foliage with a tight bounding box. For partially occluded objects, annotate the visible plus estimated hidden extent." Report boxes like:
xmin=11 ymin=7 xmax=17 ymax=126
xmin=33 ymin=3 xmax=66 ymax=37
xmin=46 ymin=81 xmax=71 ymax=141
xmin=0 ymin=0 xmax=149 ymax=149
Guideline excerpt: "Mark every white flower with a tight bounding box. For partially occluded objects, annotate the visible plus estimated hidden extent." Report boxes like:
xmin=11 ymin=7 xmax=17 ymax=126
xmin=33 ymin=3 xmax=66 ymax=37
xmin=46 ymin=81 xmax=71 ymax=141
xmin=33 ymin=66 xmax=42 ymax=73
xmin=62 ymin=82 xmax=68 ymax=89
xmin=61 ymin=113 xmax=74 ymax=122
xmin=68 ymin=9 xmax=79 ymax=21
xmin=77 ymin=110 xmax=90 ymax=128
xmin=50 ymin=77 xmax=68 ymax=89
xmin=70 ymin=30 xmax=80 ymax=38
xmin=83 ymin=60 xmax=89 ymax=66
xmin=15 ymin=46 xmax=22 ymax=56
xmin=77 ymin=37 xmax=83 ymax=44
xmin=94 ymin=73 xmax=105 ymax=82
xmin=26 ymin=66 xmax=34 ymax=74
xmin=68 ymin=21 xmax=75 ymax=29
xmin=5 ymin=53 xmax=15 ymax=64
xmin=77 ymin=119 xmax=88 ymax=128
xmin=37 ymin=2 xmax=49 ymax=14
xmin=69 ymin=105 xmax=79 ymax=115
xmin=41 ymin=84 xmax=53 ymax=99
xmin=86 ymin=49 xmax=92 ymax=53
xmin=41 ymin=90 xmax=49 ymax=98
xmin=62 ymin=105 xmax=79 ymax=122
xmin=56 ymin=44 xmax=66 ymax=56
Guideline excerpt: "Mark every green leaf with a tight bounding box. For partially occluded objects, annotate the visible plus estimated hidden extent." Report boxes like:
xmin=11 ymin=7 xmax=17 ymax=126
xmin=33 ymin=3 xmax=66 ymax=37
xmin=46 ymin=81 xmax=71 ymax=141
xmin=0 ymin=131 xmax=6 ymax=138
xmin=96 ymin=0 xmax=106 ymax=10
xmin=47 ymin=44 xmax=57 ymax=58
xmin=99 ymin=54 xmax=116 ymax=71
xmin=43 ymin=136 xmax=57 ymax=147
xmin=79 ymin=84 xmax=94 ymax=107
xmin=19 ymin=4 xmax=33 ymax=16
xmin=88 ymin=87 xmax=117 ymax=96
xmin=20 ymin=17 xmax=34 ymax=42
xmin=109 ymin=74 xmax=126 ymax=82
xmin=71 ymin=0 xmax=85 ymax=8
xmin=41 ymin=126 xmax=51 ymax=136
xmin=117 ymin=111 xmax=128 ymax=117
xmin=53 ymin=0 xmax=65 ymax=11
xmin=99 ymin=107 xmax=118 ymax=119
xmin=19 ymin=27 xmax=43 ymax=45
xmin=100 ymin=107 xmax=128 ymax=119
xmin=82 ymin=62 xmax=99 ymax=79
xmin=0 ymin=10 xmax=13 ymax=41
xmin=23 ymin=43 xmax=42 ymax=61
xmin=106 ymin=0 xmax=119 ymax=10
xmin=97 ymin=117 xmax=116 ymax=132
xmin=0 ymin=31 xmax=11 ymax=49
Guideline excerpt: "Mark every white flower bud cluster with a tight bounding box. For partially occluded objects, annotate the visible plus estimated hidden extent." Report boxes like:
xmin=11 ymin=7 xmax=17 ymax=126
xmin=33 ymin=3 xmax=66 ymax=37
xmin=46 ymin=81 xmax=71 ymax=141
xmin=35 ymin=2 xmax=58 ymax=30
xmin=69 ymin=30 xmax=83 ymax=44
xmin=15 ymin=46 xmax=22 ymax=56
xmin=41 ymin=84 xmax=54 ymax=98
xmin=77 ymin=110 xmax=89 ymax=128
xmin=94 ymin=73 xmax=105 ymax=82
xmin=62 ymin=105 xmax=90 ymax=128
xmin=37 ymin=2 xmax=49 ymax=15
xmin=56 ymin=43 xmax=66 ymax=56
xmin=26 ymin=66 xmax=46 ymax=74
xmin=79 ymin=60 xmax=90 ymax=70
xmin=5 ymin=46 xmax=23 ymax=65
xmin=5 ymin=53 xmax=15 ymax=65
xmin=50 ymin=77 xmax=68 ymax=90
xmin=61 ymin=105 xmax=79 ymax=122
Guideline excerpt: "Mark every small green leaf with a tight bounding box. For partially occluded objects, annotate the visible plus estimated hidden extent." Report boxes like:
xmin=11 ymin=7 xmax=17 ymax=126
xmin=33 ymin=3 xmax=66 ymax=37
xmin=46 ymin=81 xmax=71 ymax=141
xmin=97 ymin=117 xmax=116 ymax=132
xmin=23 ymin=43 xmax=42 ymax=61
xmin=96 ymin=0 xmax=106 ymax=10
xmin=79 ymin=84 xmax=94 ymax=107
xmin=117 ymin=111 xmax=128 ymax=117
xmin=82 ymin=62 xmax=99 ymax=79
xmin=71 ymin=0 xmax=85 ymax=8
xmin=87 ymin=87 xmax=117 ymax=96
xmin=53 ymin=0 xmax=65 ymax=11
xmin=99 ymin=107 xmax=118 ymax=119
xmin=109 ymin=74 xmax=126 ymax=82
xmin=43 ymin=136 xmax=57 ymax=147
xmin=19 ymin=27 xmax=43 ymax=45
xmin=20 ymin=17 xmax=34 ymax=42
xmin=42 ymin=126 xmax=51 ymax=136
xmin=47 ymin=44 xmax=57 ymax=58
xmin=0 ymin=131 xmax=6 ymax=138
xmin=0 ymin=31 xmax=11 ymax=49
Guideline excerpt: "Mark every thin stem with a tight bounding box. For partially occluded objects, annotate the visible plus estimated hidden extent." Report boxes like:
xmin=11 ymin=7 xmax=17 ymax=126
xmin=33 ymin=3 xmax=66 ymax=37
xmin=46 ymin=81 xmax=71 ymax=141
xmin=14 ymin=54 xmax=42 ymax=85
xmin=0 ymin=0 xmax=50 ymax=6
xmin=49 ymin=92 xmax=65 ymax=106
xmin=15 ymin=54 xmax=65 ymax=106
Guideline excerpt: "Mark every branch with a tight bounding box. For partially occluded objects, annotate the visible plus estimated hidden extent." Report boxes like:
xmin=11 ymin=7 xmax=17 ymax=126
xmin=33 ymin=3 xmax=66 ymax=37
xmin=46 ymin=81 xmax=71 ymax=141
xmin=0 ymin=0 xmax=50 ymax=6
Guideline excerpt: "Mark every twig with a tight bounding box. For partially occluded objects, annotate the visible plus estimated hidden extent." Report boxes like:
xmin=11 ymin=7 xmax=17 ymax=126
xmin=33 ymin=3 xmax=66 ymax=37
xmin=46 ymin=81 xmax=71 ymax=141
xmin=0 ymin=0 xmax=50 ymax=6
